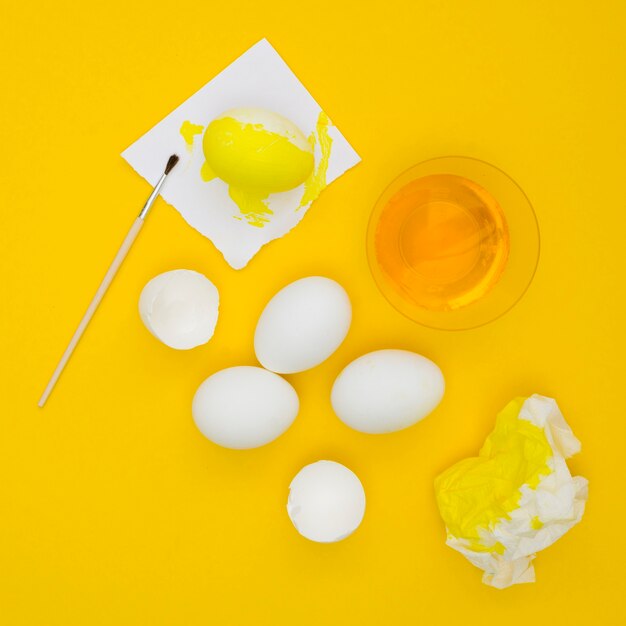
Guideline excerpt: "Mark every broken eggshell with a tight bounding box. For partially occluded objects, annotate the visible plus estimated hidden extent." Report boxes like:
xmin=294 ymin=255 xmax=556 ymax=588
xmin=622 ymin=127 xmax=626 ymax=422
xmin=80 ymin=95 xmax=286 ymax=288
xmin=287 ymin=460 xmax=366 ymax=543
xmin=139 ymin=269 xmax=219 ymax=350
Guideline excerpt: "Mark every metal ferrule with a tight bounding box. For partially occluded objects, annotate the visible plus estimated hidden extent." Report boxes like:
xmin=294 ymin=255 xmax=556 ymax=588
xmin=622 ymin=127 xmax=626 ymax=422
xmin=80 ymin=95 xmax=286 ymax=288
xmin=138 ymin=173 xmax=168 ymax=219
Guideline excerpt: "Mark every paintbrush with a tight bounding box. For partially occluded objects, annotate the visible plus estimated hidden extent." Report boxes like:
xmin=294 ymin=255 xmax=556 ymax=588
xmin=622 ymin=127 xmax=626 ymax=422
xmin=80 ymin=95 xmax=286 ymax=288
xmin=38 ymin=154 xmax=180 ymax=407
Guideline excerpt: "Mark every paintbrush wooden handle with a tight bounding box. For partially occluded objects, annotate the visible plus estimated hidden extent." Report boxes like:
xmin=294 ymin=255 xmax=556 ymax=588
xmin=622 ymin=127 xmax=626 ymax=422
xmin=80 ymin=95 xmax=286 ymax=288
xmin=38 ymin=217 xmax=144 ymax=407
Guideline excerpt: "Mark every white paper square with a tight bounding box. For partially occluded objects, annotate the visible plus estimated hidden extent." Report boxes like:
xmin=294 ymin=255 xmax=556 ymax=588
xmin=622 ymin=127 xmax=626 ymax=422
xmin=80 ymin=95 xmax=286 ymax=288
xmin=121 ymin=39 xmax=361 ymax=269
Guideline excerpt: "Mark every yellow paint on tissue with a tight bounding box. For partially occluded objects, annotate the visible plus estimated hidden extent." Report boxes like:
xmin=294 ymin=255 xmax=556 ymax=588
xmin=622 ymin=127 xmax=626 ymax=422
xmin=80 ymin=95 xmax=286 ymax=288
xmin=180 ymin=121 xmax=204 ymax=151
xmin=299 ymin=112 xmax=333 ymax=209
xmin=228 ymin=187 xmax=273 ymax=228
xmin=434 ymin=397 xmax=552 ymax=547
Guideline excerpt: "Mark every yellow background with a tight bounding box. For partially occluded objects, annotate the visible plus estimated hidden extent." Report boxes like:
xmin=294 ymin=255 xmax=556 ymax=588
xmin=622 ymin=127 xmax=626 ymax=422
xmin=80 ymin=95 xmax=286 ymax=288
xmin=1 ymin=1 xmax=625 ymax=624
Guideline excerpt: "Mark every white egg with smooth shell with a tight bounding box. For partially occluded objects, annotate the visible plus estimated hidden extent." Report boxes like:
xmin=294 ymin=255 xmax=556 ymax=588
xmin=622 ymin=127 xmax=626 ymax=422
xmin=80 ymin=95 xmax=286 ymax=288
xmin=139 ymin=269 xmax=219 ymax=350
xmin=331 ymin=349 xmax=445 ymax=434
xmin=192 ymin=366 xmax=299 ymax=449
xmin=254 ymin=277 xmax=352 ymax=374
xmin=287 ymin=461 xmax=366 ymax=543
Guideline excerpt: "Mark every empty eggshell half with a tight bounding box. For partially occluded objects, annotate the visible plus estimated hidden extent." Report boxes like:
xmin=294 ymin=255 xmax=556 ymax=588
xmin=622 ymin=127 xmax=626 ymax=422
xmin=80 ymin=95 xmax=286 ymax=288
xmin=287 ymin=460 xmax=366 ymax=543
xmin=192 ymin=366 xmax=299 ymax=449
xmin=331 ymin=349 xmax=445 ymax=434
xmin=254 ymin=276 xmax=352 ymax=374
xmin=139 ymin=269 xmax=219 ymax=350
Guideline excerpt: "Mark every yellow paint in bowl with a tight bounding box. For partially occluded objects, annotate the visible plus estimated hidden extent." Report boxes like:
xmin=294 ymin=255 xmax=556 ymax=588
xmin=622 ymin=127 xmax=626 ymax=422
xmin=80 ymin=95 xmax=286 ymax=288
xmin=367 ymin=157 xmax=540 ymax=330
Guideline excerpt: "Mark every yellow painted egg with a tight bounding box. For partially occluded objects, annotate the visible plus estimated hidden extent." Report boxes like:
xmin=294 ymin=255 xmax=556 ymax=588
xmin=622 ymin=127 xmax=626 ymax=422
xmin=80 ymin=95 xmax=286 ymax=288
xmin=202 ymin=108 xmax=314 ymax=194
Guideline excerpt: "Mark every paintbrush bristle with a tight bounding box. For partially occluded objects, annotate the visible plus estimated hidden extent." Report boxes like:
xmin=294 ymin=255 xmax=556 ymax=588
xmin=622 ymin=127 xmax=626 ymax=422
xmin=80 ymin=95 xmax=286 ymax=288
xmin=164 ymin=154 xmax=180 ymax=175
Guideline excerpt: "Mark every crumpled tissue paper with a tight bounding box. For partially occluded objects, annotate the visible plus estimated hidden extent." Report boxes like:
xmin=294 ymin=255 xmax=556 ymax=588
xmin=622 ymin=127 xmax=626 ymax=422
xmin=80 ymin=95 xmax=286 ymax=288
xmin=435 ymin=394 xmax=588 ymax=589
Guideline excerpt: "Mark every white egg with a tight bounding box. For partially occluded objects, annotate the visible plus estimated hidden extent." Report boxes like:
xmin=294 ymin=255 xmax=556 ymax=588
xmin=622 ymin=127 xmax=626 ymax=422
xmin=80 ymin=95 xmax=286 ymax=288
xmin=331 ymin=349 xmax=445 ymax=434
xmin=254 ymin=277 xmax=352 ymax=374
xmin=139 ymin=269 xmax=219 ymax=350
xmin=287 ymin=461 xmax=366 ymax=543
xmin=192 ymin=366 xmax=299 ymax=449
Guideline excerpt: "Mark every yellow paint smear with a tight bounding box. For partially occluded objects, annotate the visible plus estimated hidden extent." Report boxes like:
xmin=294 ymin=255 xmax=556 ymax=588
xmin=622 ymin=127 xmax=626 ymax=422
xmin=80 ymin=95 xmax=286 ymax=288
xmin=201 ymin=161 xmax=216 ymax=182
xmin=299 ymin=111 xmax=333 ymax=208
xmin=228 ymin=187 xmax=272 ymax=228
xmin=180 ymin=120 xmax=204 ymax=151
xmin=434 ymin=397 xmax=552 ymax=550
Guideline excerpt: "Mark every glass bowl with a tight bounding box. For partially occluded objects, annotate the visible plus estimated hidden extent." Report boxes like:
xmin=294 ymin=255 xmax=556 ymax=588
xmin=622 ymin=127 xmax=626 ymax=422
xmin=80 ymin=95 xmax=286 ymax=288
xmin=367 ymin=156 xmax=539 ymax=330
